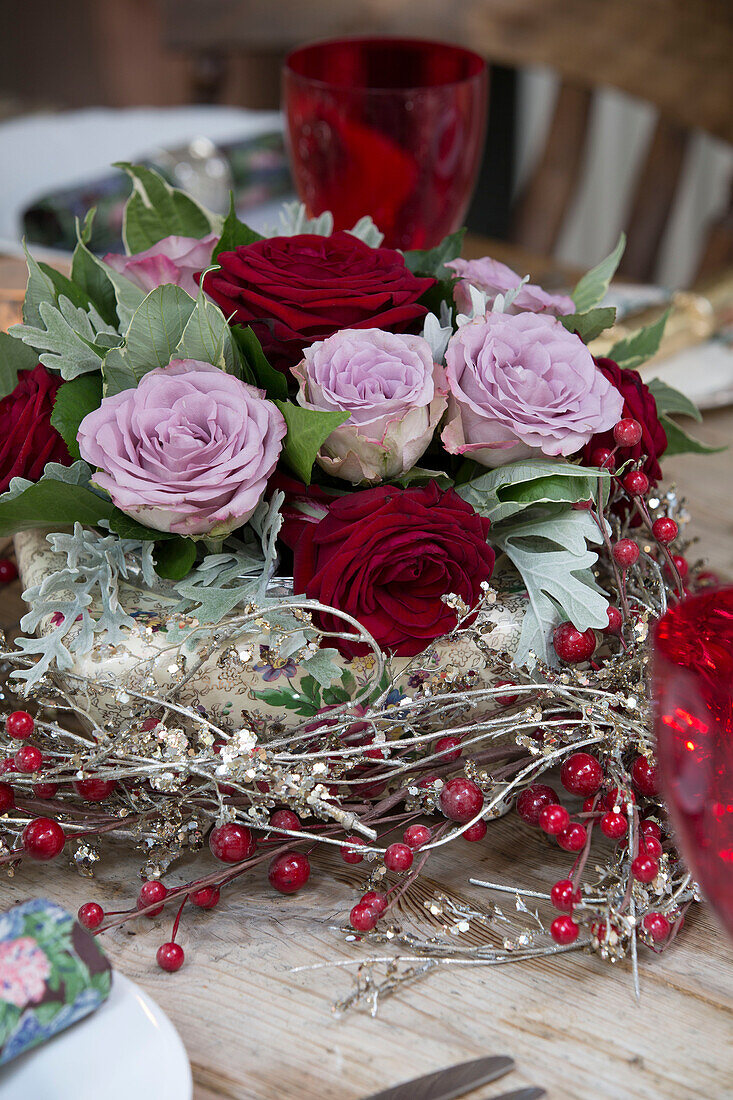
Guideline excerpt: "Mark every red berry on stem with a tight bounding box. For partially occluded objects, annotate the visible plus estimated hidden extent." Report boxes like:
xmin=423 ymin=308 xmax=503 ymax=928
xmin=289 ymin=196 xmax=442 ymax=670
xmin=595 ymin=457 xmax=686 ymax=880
xmin=350 ymin=903 xmax=378 ymax=932
xmin=613 ymin=418 xmax=642 ymax=447
xmin=341 ymin=836 xmax=365 ymax=864
xmin=583 ymin=796 xmax=599 ymax=814
xmin=463 ymin=819 xmax=487 ymax=842
xmin=78 ymin=902 xmax=104 ymax=930
xmin=516 ymin=784 xmax=558 ymax=826
xmin=0 ymin=559 xmax=18 ymax=584
xmin=268 ymin=851 xmax=311 ymax=894
xmin=631 ymin=755 xmax=659 ymax=797
xmin=495 ymin=680 xmax=519 ymax=706
xmin=538 ymin=804 xmax=570 ymax=836
xmin=652 ymin=517 xmax=678 ymax=544
xmin=623 ymin=470 xmax=649 ymax=496
xmin=641 ymin=835 xmax=663 ymax=859
xmin=384 ymin=842 xmax=413 ymax=872
xmin=553 ymin=622 xmax=596 ymax=663
xmin=632 ymin=854 xmax=659 ymax=883
xmin=551 ymin=879 xmax=579 ymax=912
xmin=6 ymin=711 xmax=34 ymax=740
xmin=403 ymin=824 xmax=431 ymax=849
xmin=73 ymin=777 xmax=117 ymax=802
xmin=269 ymin=809 xmax=300 ymax=833
xmin=604 ymin=606 xmax=623 ymax=635
xmin=600 ymin=811 xmax=627 ymax=839
xmin=190 ymin=886 xmax=220 ymax=909
xmin=33 ymin=782 xmax=58 ymax=799
xmin=137 ymin=880 xmax=168 ymax=916
xmin=0 ymin=782 xmax=14 ymax=812
xmin=157 ymin=942 xmax=184 ymax=972
xmin=561 ymin=752 xmax=603 ymax=796
xmin=22 ymin=817 xmax=65 ymax=860
xmin=14 ymin=745 xmax=42 ymax=773
xmin=604 ymin=787 xmax=635 ymax=812
xmin=613 ymin=539 xmax=640 ymax=568
xmin=434 ymin=736 xmax=462 ymax=763
xmin=0 ymin=757 xmax=15 ymax=774
xmin=591 ymin=447 xmax=615 ymax=471
xmin=668 ymin=554 xmax=689 ymax=579
xmin=640 ymin=819 xmax=662 ymax=841
xmin=440 ymin=778 xmax=484 ymax=823
xmin=551 ymin=915 xmax=579 ymax=944
xmin=643 ymin=912 xmax=671 ymax=942
xmin=360 ymin=890 xmax=387 ymax=914
xmin=209 ymin=823 xmax=256 ymax=863
xmin=557 ymin=822 xmax=587 ymax=852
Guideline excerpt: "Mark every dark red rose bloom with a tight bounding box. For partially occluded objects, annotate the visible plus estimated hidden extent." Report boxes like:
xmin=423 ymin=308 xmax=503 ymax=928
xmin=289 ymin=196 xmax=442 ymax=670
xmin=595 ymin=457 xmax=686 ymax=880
xmin=584 ymin=357 xmax=667 ymax=482
xmin=199 ymin=232 xmax=435 ymax=372
xmin=0 ymin=365 xmax=72 ymax=493
xmin=286 ymin=482 xmax=495 ymax=658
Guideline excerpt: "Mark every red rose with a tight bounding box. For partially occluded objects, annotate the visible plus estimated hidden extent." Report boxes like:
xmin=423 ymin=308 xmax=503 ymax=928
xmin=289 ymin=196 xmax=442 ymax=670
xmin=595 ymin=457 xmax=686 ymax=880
xmin=0 ymin=365 xmax=72 ymax=493
xmin=287 ymin=482 xmax=495 ymax=658
xmin=584 ymin=357 xmax=667 ymax=482
xmin=199 ymin=232 xmax=434 ymax=372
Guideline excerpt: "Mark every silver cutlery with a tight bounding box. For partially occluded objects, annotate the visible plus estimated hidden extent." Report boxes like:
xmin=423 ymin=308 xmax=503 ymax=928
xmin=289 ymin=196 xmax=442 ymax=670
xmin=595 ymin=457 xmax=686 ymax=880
xmin=361 ymin=1054 xmax=545 ymax=1100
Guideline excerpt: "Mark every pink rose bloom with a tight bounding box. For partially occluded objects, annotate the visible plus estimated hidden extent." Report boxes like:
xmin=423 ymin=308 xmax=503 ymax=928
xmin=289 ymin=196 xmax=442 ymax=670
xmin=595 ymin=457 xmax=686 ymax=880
xmin=104 ymin=233 xmax=218 ymax=298
xmin=292 ymin=329 xmax=447 ymax=484
xmin=0 ymin=937 xmax=51 ymax=1008
xmin=446 ymin=256 xmax=574 ymax=317
xmin=78 ymin=360 xmax=286 ymax=536
xmin=442 ymin=313 xmax=623 ymax=467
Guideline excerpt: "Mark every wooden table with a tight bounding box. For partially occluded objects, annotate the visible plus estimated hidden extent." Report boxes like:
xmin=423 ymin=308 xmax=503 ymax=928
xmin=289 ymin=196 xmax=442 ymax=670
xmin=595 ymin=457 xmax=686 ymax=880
xmin=1 ymin=249 xmax=733 ymax=1100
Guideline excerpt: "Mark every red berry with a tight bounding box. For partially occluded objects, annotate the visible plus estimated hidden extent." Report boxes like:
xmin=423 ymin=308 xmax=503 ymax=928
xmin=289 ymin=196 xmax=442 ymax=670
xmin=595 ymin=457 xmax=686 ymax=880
xmin=613 ymin=418 xmax=642 ymax=447
xmin=640 ymin=819 xmax=662 ymax=841
xmin=623 ymin=470 xmax=649 ymax=496
xmin=640 ymin=834 xmax=662 ymax=859
xmin=632 ymin=854 xmax=659 ymax=883
xmin=557 ymin=822 xmax=587 ymax=852
xmin=560 ymin=752 xmax=603 ymax=796
xmin=643 ymin=912 xmax=671 ymax=942
xmin=552 ymin=622 xmax=596 ymax=664
xmin=268 ymin=851 xmax=311 ymax=894
xmin=384 ymin=842 xmax=413 ymax=872
xmin=604 ymin=606 xmax=623 ymax=635
xmin=403 ymin=824 xmax=431 ymax=849
xmin=668 ymin=554 xmax=689 ymax=579
xmin=190 ymin=886 xmax=220 ymax=909
xmin=360 ymin=890 xmax=387 ymax=914
xmin=341 ymin=836 xmax=365 ymax=864
xmin=73 ymin=777 xmax=117 ymax=802
xmin=538 ymin=804 xmax=570 ymax=836
xmin=157 ymin=942 xmax=184 ymax=972
xmin=495 ymin=680 xmax=519 ymax=706
xmin=600 ymin=811 xmax=627 ymax=839
xmin=137 ymin=880 xmax=168 ymax=916
xmin=631 ymin=755 xmax=659 ymax=797
xmin=551 ymin=879 xmax=579 ymax=912
xmin=22 ymin=817 xmax=65 ymax=860
xmin=604 ymin=787 xmax=636 ymax=812
xmin=591 ymin=447 xmax=615 ymax=471
xmin=613 ymin=539 xmax=640 ymax=567
xmin=439 ymin=778 xmax=484 ymax=823
xmin=434 ymin=736 xmax=462 ymax=763
xmin=350 ymin=903 xmax=378 ymax=932
xmin=0 ymin=782 xmax=14 ymax=812
xmin=463 ymin=819 xmax=487 ymax=842
xmin=0 ymin=559 xmax=18 ymax=584
xmin=551 ymin=915 xmax=579 ymax=944
xmin=516 ymin=784 xmax=558 ymax=826
xmin=209 ymin=823 xmax=256 ymax=863
xmin=270 ymin=810 xmax=300 ymax=833
xmin=416 ymin=775 xmax=439 ymax=789
xmin=0 ymin=757 xmax=15 ymax=774
xmin=78 ymin=902 xmax=104 ymax=930
xmin=6 ymin=711 xmax=34 ymax=740
xmin=652 ymin=517 xmax=678 ymax=544
xmin=583 ymin=796 xmax=599 ymax=813
xmin=13 ymin=746 xmax=42 ymax=773
xmin=32 ymin=782 xmax=58 ymax=799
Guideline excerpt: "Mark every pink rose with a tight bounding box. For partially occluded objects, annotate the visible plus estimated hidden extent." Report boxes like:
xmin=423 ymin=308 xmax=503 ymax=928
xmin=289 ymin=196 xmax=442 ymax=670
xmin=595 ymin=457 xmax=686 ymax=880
xmin=291 ymin=329 xmax=447 ymax=484
xmin=442 ymin=313 xmax=623 ymax=466
xmin=104 ymin=233 xmax=218 ymax=298
xmin=77 ymin=360 xmax=286 ymax=536
xmin=446 ymin=256 xmax=574 ymax=317
xmin=0 ymin=937 xmax=51 ymax=1007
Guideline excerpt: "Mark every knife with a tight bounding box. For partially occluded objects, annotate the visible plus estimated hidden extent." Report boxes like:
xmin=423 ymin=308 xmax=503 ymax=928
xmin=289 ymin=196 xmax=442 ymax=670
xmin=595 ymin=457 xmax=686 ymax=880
xmin=362 ymin=1055 xmax=515 ymax=1100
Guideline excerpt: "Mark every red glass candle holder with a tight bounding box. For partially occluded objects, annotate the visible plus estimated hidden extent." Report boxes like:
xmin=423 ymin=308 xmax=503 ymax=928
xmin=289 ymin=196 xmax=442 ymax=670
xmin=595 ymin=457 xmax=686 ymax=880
xmin=282 ymin=37 xmax=488 ymax=250
xmin=653 ymin=587 xmax=733 ymax=938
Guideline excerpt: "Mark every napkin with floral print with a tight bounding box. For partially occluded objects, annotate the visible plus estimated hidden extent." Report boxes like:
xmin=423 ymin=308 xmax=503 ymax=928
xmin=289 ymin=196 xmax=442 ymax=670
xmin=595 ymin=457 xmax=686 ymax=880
xmin=0 ymin=898 xmax=112 ymax=1065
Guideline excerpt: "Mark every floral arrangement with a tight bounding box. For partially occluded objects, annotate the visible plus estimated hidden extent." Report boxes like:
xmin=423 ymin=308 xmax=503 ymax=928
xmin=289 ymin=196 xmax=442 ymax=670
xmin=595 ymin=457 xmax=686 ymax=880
xmin=0 ymin=164 xmax=717 ymax=997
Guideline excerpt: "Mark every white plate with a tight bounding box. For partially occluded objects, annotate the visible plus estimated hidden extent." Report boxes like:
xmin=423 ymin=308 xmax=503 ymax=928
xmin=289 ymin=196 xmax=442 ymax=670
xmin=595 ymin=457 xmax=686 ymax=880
xmin=0 ymin=973 xmax=193 ymax=1099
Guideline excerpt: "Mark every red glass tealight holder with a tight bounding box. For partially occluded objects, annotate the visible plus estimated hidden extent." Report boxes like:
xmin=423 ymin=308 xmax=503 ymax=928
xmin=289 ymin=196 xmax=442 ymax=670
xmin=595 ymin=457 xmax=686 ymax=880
xmin=282 ymin=36 xmax=488 ymax=250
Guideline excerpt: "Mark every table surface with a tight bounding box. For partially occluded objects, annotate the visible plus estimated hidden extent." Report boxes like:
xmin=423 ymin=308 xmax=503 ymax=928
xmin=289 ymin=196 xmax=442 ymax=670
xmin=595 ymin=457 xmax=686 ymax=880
xmin=1 ymin=246 xmax=733 ymax=1100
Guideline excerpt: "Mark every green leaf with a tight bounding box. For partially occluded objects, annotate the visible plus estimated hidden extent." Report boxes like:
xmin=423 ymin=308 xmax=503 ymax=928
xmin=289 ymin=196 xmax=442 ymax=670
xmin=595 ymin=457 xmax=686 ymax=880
xmin=174 ymin=288 xmax=240 ymax=374
xmin=560 ymin=306 xmax=617 ymax=343
xmin=21 ymin=242 xmax=57 ymax=327
xmin=107 ymin=510 xmax=176 ymax=541
xmin=115 ymin=162 xmax=219 ymax=252
xmin=50 ymin=374 xmax=103 ymax=459
xmin=11 ymin=296 xmax=114 ymax=379
xmin=38 ymin=262 xmax=94 ymax=313
xmin=457 ymin=460 xmax=610 ymax=526
xmin=154 ymin=537 xmax=197 ymax=580
xmin=608 ymin=309 xmax=670 ymax=370
xmin=274 ymin=401 xmax=349 ymax=485
xmin=0 ymin=330 xmax=38 ymax=398
xmin=212 ymin=193 xmax=263 ymax=260
xmin=231 ymin=326 xmax=286 ymax=398
xmin=0 ymin=479 xmax=114 ymax=536
xmin=102 ymin=284 xmax=197 ymax=394
xmin=391 ymin=466 xmax=454 ymax=489
xmin=659 ymin=415 xmax=725 ymax=456
xmin=571 ymin=233 xmax=626 ymax=313
xmin=71 ymin=218 xmax=119 ymax=327
xmin=402 ymin=229 xmax=465 ymax=278
xmin=253 ymin=686 xmax=320 ymax=717
xmin=646 ymin=377 xmax=702 ymax=422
